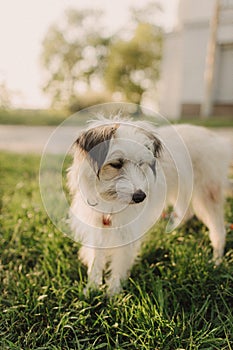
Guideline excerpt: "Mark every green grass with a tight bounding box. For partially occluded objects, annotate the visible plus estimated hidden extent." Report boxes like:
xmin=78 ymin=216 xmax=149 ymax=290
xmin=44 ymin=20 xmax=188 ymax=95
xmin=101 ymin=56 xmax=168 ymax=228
xmin=0 ymin=152 xmax=233 ymax=349
xmin=0 ymin=108 xmax=233 ymax=127
xmin=178 ymin=116 xmax=233 ymax=128
xmin=0 ymin=109 xmax=68 ymax=126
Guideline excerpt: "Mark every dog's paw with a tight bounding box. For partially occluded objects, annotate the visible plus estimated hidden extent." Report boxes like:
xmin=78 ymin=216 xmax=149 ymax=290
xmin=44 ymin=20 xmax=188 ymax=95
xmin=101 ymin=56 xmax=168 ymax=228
xmin=83 ymin=283 xmax=104 ymax=297
xmin=107 ymin=282 xmax=123 ymax=296
xmin=213 ymin=247 xmax=224 ymax=266
xmin=83 ymin=282 xmax=106 ymax=298
xmin=83 ymin=285 xmax=92 ymax=297
xmin=213 ymin=256 xmax=223 ymax=267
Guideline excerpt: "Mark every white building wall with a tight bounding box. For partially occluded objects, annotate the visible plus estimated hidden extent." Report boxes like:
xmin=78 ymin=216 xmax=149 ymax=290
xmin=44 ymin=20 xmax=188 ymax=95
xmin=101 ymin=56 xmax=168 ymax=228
xmin=159 ymin=31 xmax=183 ymax=119
xmin=181 ymin=24 xmax=209 ymax=103
xmin=159 ymin=0 xmax=233 ymax=119
xmin=178 ymin=0 xmax=214 ymax=24
xmin=214 ymin=43 xmax=233 ymax=102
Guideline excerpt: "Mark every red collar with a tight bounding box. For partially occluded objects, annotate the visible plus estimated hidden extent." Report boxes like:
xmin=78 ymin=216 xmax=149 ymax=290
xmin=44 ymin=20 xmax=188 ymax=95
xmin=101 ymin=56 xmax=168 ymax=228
xmin=102 ymin=214 xmax=112 ymax=226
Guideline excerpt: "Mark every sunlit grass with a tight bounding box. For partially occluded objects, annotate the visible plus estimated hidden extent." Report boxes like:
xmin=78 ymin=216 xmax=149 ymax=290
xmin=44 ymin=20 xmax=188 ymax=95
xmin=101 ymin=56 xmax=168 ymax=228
xmin=0 ymin=152 xmax=233 ymax=349
xmin=0 ymin=108 xmax=233 ymax=127
xmin=0 ymin=109 xmax=68 ymax=126
xmin=178 ymin=116 xmax=233 ymax=128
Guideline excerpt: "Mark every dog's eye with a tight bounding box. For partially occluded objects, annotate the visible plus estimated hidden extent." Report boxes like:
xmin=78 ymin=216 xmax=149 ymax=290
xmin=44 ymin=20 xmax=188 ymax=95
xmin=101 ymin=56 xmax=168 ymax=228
xmin=109 ymin=159 xmax=123 ymax=169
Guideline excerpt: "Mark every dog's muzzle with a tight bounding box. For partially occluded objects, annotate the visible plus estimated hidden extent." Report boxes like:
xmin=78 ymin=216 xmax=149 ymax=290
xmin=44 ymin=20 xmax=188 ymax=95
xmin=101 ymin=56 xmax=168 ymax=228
xmin=132 ymin=189 xmax=146 ymax=203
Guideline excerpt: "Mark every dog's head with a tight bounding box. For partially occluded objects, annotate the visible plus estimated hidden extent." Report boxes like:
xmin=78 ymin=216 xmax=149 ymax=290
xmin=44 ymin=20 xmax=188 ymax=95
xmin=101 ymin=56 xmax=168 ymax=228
xmin=70 ymin=119 xmax=162 ymax=207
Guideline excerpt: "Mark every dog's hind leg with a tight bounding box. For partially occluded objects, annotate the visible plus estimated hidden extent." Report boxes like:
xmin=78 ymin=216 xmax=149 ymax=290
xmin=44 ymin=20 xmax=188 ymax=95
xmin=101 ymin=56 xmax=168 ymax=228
xmin=192 ymin=185 xmax=226 ymax=265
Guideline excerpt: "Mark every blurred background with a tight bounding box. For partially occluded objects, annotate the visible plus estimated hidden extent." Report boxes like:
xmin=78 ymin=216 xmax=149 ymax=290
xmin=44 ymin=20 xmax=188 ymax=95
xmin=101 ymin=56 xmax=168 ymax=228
xmin=0 ymin=0 xmax=232 ymax=125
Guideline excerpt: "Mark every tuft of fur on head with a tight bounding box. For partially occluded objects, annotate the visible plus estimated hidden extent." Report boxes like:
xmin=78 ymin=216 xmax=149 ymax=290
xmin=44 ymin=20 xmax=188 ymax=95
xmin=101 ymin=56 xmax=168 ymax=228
xmin=84 ymin=115 xmax=163 ymax=158
xmin=73 ymin=116 xmax=163 ymax=174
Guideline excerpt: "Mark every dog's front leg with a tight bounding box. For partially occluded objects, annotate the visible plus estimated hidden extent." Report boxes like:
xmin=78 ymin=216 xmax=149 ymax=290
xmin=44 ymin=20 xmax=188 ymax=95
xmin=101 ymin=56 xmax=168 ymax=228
xmin=107 ymin=242 xmax=140 ymax=295
xmin=80 ymin=247 xmax=105 ymax=292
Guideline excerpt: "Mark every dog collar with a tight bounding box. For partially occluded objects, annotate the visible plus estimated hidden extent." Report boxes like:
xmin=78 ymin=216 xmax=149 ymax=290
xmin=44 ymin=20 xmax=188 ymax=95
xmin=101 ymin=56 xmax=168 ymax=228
xmin=102 ymin=214 xmax=112 ymax=226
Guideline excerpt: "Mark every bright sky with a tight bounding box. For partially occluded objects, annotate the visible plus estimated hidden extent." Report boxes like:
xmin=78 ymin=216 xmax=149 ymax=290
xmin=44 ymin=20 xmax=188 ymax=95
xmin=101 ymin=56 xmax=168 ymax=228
xmin=0 ymin=0 xmax=179 ymax=108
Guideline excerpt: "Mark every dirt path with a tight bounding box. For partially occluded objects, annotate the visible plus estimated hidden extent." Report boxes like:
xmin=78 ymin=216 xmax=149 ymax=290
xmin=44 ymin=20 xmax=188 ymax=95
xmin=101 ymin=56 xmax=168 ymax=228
xmin=0 ymin=125 xmax=81 ymax=154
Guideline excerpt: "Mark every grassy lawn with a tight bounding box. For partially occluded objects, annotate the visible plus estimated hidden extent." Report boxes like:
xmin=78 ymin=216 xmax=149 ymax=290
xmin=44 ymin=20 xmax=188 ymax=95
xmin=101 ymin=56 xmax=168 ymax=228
xmin=0 ymin=152 xmax=233 ymax=349
xmin=0 ymin=108 xmax=233 ymax=127
xmin=178 ymin=116 xmax=233 ymax=128
xmin=0 ymin=109 xmax=68 ymax=126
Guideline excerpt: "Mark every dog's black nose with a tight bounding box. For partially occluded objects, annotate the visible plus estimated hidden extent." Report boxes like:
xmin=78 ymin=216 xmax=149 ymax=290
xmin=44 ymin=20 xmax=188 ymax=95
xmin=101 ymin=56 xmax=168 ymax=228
xmin=132 ymin=190 xmax=146 ymax=203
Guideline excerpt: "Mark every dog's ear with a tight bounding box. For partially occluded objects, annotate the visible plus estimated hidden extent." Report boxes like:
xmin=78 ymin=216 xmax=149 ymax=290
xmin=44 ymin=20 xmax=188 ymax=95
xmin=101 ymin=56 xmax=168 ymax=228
xmin=143 ymin=130 xmax=162 ymax=158
xmin=76 ymin=124 xmax=118 ymax=175
xmin=150 ymin=136 xmax=162 ymax=176
xmin=152 ymin=136 xmax=162 ymax=158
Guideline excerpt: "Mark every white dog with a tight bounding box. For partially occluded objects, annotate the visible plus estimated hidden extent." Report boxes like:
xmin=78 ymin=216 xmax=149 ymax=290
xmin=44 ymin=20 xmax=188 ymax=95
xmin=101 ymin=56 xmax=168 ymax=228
xmin=67 ymin=117 xmax=232 ymax=295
